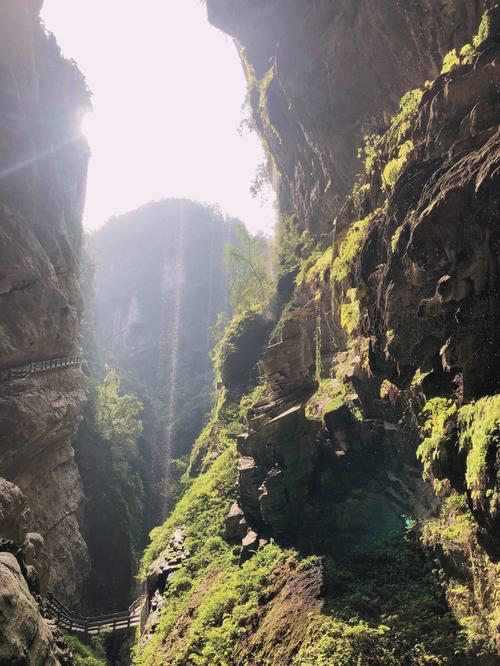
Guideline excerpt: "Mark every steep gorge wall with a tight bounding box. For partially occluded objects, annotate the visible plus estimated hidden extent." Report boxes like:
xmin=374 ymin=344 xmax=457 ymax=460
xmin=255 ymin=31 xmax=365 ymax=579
xmin=0 ymin=0 xmax=90 ymax=605
xmin=134 ymin=2 xmax=499 ymax=663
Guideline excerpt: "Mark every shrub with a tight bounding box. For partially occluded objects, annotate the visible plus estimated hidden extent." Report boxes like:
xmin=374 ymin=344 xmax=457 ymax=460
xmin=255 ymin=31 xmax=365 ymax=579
xmin=458 ymin=395 xmax=500 ymax=505
xmin=416 ymin=398 xmax=457 ymax=482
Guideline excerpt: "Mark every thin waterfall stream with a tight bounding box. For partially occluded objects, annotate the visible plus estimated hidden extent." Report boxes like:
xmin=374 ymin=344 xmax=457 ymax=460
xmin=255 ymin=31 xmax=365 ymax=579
xmin=155 ymin=205 xmax=187 ymax=519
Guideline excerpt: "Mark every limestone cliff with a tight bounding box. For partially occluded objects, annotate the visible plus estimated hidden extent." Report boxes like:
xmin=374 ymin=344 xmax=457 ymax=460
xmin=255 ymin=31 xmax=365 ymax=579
xmin=0 ymin=0 xmax=90 ymax=605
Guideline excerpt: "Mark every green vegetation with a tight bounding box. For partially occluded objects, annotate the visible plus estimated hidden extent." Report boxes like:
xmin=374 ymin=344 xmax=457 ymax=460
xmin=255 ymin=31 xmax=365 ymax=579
xmin=391 ymin=226 xmax=403 ymax=253
xmin=416 ymin=398 xmax=457 ymax=483
xmin=441 ymin=49 xmax=461 ymax=74
xmin=314 ymin=297 xmax=322 ymax=380
xmin=141 ymin=447 xmax=237 ymax=576
xmin=331 ymin=214 xmax=373 ymax=282
xmin=95 ymin=368 xmax=144 ymax=461
xmin=297 ymin=617 xmax=393 ymax=665
xmin=296 ymin=246 xmax=333 ymax=285
xmin=224 ymin=223 xmax=273 ymax=314
xmin=295 ymin=536 xmax=467 ymax=665
xmin=93 ymin=368 xmax=145 ymax=524
xmin=421 ymin=493 xmax=474 ymax=555
xmin=63 ymin=633 xmax=106 ymax=666
xmin=420 ymin=493 xmax=499 ymax=656
xmin=258 ymin=67 xmax=275 ymax=133
xmin=417 ymin=395 xmax=499 ymax=506
xmin=340 ymin=288 xmax=360 ymax=334
xmin=384 ymin=89 xmax=424 ymax=150
xmin=411 ymin=367 xmax=432 ymax=388
xmin=358 ymin=87 xmax=422 ymax=181
xmin=382 ymin=139 xmax=414 ymax=188
xmin=358 ymin=133 xmax=382 ymax=176
xmin=458 ymin=395 xmax=500 ymax=505
xmin=305 ymin=376 xmax=361 ymax=421
xmin=275 ymin=213 xmax=301 ymax=275
xmin=441 ymin=10 xmax=491 ymax=74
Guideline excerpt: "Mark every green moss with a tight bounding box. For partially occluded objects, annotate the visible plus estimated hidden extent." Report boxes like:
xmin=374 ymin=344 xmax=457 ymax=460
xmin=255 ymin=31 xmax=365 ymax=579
xmin=238 ymin=382 xmax=267 ymax=421
xmin=305 ymin=376 xmax=361 ymax=422
xmin=314 ymin=298 xmax=323 ymax=380
xmin=441 ymin=10 xmax=491 ymax=74
xmin=384 ymin=89 xmax=423 ymax=150
xmin=417 ymin=395 xmax=499 ymax=506
xmin=473 ymin=11 xmax=490 ymax=47
xmin=421 ymin=493 xmax=474 ymax=554
xmin=420 ymin=493 xmax=498 ymax=655
xmin=170 ymin=544 xmax=291 ymax=665
xmin=331 ymin=214 xmax=373 ymax=283
xmin=379 ymin=379 xmax=398 ymax=401
xmin=307 ymin=537 xmax=467 ymax=665
xmin=296 ymin=246 xmax=333 ymax=285
xmin=382 ymin=139 xmax=414 ymax=188
xmin=258 ymin=67 xmax=274 ymax=132
xmin=441 ymin=48 xmax=461 ymax=74
xmin=340 ymin=289 xmax=360 ymax=335
xmin=411 ymin=367 xmax=432 ymax=388
xmin=276 ymin=213 xmax=301 ymax=275
xmin=358 ymin=133 xmax=382 ymax=176
xmin=390 ymin=226 xmax=403 ymax=253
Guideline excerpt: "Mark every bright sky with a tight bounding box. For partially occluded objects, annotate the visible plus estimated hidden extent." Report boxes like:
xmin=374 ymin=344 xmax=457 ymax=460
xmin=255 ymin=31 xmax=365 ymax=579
xmin=40 ymin=0 xmax=276 ymax=234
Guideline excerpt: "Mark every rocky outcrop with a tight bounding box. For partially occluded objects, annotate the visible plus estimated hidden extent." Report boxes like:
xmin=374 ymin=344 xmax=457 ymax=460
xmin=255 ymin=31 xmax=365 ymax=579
xmin=0 ymin=0 xmax=91 ymax=604
xmin=238 ymin=405 xmax=320 ymax=535
xmin=0 ymin=553 xmax=74 ymax=666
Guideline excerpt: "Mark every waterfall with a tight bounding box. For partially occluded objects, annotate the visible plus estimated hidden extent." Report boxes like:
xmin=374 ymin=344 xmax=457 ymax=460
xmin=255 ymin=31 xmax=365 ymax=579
xmin=203 ymin=217 xmax=216 ymax=373
xmin=155 ymin=202 xmax=187 ymax=519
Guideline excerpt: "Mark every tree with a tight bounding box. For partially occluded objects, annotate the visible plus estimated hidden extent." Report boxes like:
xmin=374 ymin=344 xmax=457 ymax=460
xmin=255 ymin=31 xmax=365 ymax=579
xmin=224 ymin=222 xmax=272 ymax=313
xmin=95 ymin=368 xmax=143 ymax=460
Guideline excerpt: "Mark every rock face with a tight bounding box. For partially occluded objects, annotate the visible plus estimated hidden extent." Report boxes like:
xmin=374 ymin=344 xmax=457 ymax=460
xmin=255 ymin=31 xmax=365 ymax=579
xmin=0 ymin=0 xmax=90 ymax=604
xmin=208 ymin=0 xmax=486 ymax=234
xmin=206 ymin=0 xmax=499 ymax=656
xmin=0 ymin=553 xmax=74 ymax=666
xmin=208 ymin=0 xmax=499 ymax=543
xmin=238 ymin=405 xmax=320 ymax=534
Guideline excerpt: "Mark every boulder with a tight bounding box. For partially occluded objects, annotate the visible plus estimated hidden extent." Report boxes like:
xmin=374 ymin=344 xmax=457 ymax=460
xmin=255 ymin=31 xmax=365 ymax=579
xmin=237 ymin=405 xmax=320 ymax=535
xmin=224 ymin=502 xmax=248 ymax=543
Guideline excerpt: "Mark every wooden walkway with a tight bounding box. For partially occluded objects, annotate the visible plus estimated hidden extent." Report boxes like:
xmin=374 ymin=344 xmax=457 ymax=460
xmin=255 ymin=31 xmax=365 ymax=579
xmin=46 ymin=593 xmax=145 ymax=635
xmin=0 ymin=354 xmax=81 ymax=381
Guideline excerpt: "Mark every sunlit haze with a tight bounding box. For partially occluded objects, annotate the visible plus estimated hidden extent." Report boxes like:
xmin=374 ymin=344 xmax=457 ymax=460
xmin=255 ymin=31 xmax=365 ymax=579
xmin=41 ymin=0 xmax=276 ymax=234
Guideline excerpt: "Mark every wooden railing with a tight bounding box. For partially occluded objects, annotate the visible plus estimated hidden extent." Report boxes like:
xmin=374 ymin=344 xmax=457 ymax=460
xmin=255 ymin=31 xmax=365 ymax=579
xmin=46 ymin=593 xmax=143 ymax=635
xmin=0 ymin=354 xmax=81 ymax=381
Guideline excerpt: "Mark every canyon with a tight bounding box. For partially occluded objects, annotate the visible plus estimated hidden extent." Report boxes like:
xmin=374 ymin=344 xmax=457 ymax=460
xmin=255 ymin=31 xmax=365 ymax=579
xmin=0 ymin=0 xmax=499 ymax=665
